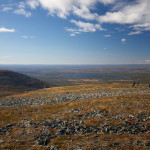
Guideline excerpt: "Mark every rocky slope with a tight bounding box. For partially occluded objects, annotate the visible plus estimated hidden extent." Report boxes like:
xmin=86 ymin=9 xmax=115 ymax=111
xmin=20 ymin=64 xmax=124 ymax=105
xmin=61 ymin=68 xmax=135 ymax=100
xmin=0 ymin=84 xmax=150 ymax=149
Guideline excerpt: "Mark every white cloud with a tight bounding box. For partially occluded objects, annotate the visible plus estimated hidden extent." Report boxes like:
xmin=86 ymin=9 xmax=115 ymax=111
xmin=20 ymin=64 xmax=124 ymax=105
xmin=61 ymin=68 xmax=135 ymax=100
xmin=121 ymin=38 xmax=126 ymax=44
xmin=2 ymin=2 xmax=32 ymax=17
xmin=70 ymin=33 xmax=76 ymax=37
xmin=128 ymin=31 xmax=142 ymax=36
xmin=104 ymin=34 xmax=111 ymax=37
xmin=14 ymin=2 xmax=32 ymax=17
xmin=29 ymin=0 xmax=116 ymax=19
xmin=37 ymin=0 xmax=72 ymax=19
xmin=2 ymin=7 xmax=13 ymax=12
xmin=130 ymin=23 xmax=150 ymax=32
xmin=21 ymin=35 xmax=28 ymax=39
xmin=26 ymin=0 xmax=150 ymax=36
xmin=99 ymin=0 xmax=115 ymax=5
xmin=73 ymin=6 xmax=98 ymax=20
xmin=18 ymin=2 xmax=26 ymax=9
xmin=65 ymin=28 xmax=77 ymax=32
xmin=14 ymin=9 xmax=32 ymax=17
xmin=21 ymin=35 xmax=35 ymax=39
xmin=66 ymin=27 xmax=80 ymax=36
xmin=98 ymin=0 xmax=150 ymax=33
xmin=71 ymin=20 xmax=104 ymax=32
xmin=67 ymin=19 xmax=104 ymax=36
xmin=27 ymin=0 xmax=39 ymax=9
xmin=0 ymin=27 xmax=15 ymax=32
xmin=23 ymin=0 xmax=114 ymax=35
xmin=99 ymin=0 xmax=149 ymax=24
xmin=33 ymin=0 xmax=149 ymax=31
xmin=3 ymin=0 xmax=150 ymax=36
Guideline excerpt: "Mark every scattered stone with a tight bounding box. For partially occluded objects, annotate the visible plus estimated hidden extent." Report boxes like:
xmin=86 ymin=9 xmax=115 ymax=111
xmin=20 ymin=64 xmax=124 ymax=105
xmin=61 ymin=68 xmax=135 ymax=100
xmin=145 ymin=141 xmax=150 ymax=147
xmin=135 ymin=140 xmax=144 ymax=146
xmin=0 ymin=127 xmax=7 ymax=135
xmin=1 ymin=88 xmax=150 ymax=107
xmin=36 ymin=133 xmax=51 ymax=145
xmin=137 ymin=112 xmax=148 ymax=122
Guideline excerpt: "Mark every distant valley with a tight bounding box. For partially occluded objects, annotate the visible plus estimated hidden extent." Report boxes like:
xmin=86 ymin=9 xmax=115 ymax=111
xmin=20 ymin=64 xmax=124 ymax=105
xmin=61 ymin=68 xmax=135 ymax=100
xmin=0 ymin=64 xmax=150 ymax=86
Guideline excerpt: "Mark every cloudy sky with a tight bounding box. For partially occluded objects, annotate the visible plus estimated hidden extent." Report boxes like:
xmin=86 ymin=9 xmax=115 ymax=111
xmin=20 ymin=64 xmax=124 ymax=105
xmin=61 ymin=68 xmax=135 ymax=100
xmin=0 ymin=0 xmax=150 ymax=64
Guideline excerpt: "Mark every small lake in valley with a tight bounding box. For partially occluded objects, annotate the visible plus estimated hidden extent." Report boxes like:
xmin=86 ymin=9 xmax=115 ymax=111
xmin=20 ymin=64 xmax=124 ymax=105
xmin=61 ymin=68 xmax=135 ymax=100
xmin=60 ymin=74 xmax=127 ymax=79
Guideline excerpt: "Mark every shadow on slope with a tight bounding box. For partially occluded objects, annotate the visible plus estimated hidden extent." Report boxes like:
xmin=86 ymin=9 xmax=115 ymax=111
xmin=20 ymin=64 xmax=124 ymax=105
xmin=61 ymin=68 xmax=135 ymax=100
xmin=0 ymin=70 xmax=54 ymax=98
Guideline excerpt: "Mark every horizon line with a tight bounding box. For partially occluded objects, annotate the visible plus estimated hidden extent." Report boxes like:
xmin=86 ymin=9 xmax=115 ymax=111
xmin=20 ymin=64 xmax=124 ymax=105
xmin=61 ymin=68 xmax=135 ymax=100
xmin=0 ymin=64 xmax=150 ymax=65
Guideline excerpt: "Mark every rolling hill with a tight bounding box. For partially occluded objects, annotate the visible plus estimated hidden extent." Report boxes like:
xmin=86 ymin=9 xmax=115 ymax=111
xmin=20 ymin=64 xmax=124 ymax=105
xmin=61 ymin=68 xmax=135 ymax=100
xmin=0 ymin=70 xmax=51 ymax=98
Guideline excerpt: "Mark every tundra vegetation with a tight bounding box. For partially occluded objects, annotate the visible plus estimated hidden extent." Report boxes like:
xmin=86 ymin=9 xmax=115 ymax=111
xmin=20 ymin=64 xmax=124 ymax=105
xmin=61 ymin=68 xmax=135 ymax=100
xmin=0 ymin=83 xmax=150 ymax=150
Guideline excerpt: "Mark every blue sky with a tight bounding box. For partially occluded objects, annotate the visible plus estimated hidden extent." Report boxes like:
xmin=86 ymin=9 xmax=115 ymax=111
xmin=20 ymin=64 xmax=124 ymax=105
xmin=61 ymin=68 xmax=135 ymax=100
xmin=0 ymin=0 xmax=150 ymax=64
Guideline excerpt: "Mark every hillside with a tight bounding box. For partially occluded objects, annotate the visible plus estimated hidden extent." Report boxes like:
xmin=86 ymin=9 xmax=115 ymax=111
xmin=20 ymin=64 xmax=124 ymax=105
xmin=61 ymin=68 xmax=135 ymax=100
xmin=0 ymin=70 xmax=51 ymax=98
xmin=0 ymin=84 xmax=150 ymax=149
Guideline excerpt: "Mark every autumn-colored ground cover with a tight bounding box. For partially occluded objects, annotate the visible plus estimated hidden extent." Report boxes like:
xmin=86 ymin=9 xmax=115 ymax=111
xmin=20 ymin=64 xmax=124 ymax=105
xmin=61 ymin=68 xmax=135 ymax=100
xmin=0 ymin=84 xmax=150 ymax=149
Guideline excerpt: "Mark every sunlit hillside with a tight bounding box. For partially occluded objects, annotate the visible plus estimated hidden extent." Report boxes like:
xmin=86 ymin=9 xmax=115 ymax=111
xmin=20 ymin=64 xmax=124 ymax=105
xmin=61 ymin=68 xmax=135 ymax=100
xmin=0 ymin=84 xmax=150 ymax=149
